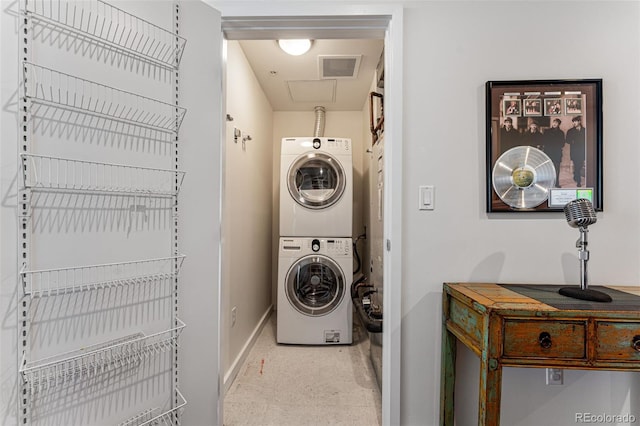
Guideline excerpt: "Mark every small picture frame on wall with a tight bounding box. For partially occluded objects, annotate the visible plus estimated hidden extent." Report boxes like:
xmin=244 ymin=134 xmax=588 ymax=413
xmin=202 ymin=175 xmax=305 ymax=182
xmin=544 ymin=98 xmax=562 ymax=116
xmin=485 ymin=79 xmax=603 ymax=212
xmin=564 ymin=97 xmax=583 ymax=115
xmin=502 ymin=98 xmax=521 ymax=116
xmin=523 ymin=99 xmax=542 ymax=117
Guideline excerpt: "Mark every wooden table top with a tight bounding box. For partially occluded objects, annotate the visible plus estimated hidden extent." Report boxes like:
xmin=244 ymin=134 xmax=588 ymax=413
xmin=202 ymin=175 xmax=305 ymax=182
xmin=444 ymin=282 xmax=640 ymax=313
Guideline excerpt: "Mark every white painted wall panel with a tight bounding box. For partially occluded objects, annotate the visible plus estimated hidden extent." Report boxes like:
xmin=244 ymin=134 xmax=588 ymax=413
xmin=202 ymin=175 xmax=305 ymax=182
xmin=175 ymin=1 xmax=223 ymax=425
xmin=400 ymin=2 xmax=640 ymax=425
xmin=1 ymin=1 xmax=21 ymax=424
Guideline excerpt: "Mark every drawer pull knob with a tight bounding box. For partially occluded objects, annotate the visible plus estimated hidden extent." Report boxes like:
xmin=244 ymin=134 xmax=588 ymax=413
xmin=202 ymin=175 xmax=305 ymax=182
xmin=633 ymin=335 xmax=640 ymax=352
xmin=539 ymin=332 xmax=552 ymax=349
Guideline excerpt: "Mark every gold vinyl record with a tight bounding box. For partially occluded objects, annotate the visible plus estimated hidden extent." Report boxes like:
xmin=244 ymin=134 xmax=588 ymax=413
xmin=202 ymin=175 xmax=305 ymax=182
xmin=492 ymin=146 xmax=556 ymax=209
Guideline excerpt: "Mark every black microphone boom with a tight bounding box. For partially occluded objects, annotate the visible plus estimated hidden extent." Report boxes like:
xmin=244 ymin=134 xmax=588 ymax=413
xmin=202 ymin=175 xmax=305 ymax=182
xmin=559 ymin=199 xmax=612 ymax=303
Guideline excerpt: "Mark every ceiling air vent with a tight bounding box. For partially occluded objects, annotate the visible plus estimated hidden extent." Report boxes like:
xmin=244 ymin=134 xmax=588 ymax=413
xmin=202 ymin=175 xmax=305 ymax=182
xmin=319 ymin=55 xmax=362 ymax=79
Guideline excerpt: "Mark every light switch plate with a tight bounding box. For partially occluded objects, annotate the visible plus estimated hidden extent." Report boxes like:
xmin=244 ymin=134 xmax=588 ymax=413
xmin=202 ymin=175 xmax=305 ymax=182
xmin=419 ymin=185 xmax=434 ymax=210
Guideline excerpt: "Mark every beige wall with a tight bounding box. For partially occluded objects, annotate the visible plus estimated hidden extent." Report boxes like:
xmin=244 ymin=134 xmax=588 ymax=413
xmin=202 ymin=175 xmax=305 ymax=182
xmin=222 ymin=40 xmax=274 ymax=384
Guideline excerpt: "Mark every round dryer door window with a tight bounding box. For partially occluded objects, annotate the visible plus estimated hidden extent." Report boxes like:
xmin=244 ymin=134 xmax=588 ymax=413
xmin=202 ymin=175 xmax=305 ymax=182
xmin=287 ymin=152 xmax=346 ymax=209
xmin=285 ymin=255 xmax=345 ymax=316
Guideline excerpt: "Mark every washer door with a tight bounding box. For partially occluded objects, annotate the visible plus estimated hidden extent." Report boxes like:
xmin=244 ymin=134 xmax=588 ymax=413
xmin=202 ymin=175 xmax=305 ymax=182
xmin=285 ymin=254 xmax=345 ymax=317
xmin=287 ymin=152 xmax=346 ymax=209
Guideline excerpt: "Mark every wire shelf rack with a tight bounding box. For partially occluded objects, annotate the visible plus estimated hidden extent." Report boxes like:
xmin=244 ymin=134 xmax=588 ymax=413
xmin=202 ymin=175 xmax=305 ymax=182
xmin=21 ymin=255 xmax=186 ymax=298
xmin=119 ymin=389 xmax=187 ymax=426
xmin=21 ymin=153 xmax=186 ymax=196
xmin=23 ymin=62 xmax=186 ymax=132
xmin=20 ymin=319 xmax=186 ymax=395
xmin=24 ymin=0 xmax=186 ymax=69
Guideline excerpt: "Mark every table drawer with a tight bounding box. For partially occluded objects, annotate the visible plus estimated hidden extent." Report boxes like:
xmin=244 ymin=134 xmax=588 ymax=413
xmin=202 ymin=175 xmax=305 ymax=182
xmin=503 ymin=320 xmax=586 ymax=359
xmin=448 ymin=297 xmax=483 ymax=347
xmin=595 ymin=321 xmax=640 ymax=361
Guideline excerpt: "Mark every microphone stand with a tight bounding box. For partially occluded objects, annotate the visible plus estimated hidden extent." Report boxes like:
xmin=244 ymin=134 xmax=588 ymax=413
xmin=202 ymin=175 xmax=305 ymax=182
xmin=559 ymin=225 xmax=612 ymax=302
xmin=577 ymin=226 xmax=589 ymax=291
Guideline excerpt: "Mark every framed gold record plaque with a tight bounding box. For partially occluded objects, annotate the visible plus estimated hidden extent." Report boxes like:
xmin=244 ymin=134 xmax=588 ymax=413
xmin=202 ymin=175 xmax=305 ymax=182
xmin=486 ymin=79 xmax=603 ymax=212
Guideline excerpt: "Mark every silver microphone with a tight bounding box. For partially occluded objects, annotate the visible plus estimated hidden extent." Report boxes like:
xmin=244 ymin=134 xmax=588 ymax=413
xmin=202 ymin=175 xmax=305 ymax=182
xmin=564 ymin=198 xmax=597 ymax=228
xmin=559 ymin=197 xmax=611 ymax=302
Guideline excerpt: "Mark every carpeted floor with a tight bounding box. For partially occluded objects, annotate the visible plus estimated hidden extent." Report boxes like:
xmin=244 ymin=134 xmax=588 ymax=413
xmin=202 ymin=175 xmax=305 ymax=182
xmin=223 ymin=312 xmax=381 ymax=425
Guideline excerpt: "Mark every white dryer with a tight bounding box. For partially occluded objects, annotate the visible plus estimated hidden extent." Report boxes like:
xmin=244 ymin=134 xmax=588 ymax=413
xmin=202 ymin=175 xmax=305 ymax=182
xmin=279 ymin=137 xmax=352 ymax=237
xmin=277 ymin=237 xmax=353 ymax=345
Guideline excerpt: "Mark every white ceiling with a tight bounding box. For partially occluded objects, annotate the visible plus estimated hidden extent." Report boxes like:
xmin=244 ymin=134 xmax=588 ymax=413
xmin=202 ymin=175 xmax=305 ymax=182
xmin=238 ymin=39 xmax=384 ymax=112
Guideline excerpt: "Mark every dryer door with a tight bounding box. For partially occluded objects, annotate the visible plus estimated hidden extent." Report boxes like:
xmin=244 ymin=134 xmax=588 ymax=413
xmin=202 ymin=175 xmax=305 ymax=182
xmin=287 ymin=152 xmax=346 ymax=209
xmin=285 ymin=254 xmax=345 ymax=316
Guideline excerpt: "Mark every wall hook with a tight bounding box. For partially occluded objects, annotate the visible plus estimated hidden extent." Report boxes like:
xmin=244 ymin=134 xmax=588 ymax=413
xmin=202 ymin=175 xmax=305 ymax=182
xmin=242 ymin=134 xmax=252 ymax=150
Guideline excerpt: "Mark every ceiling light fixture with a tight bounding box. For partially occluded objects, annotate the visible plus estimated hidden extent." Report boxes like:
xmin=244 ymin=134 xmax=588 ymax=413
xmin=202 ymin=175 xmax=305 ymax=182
xmin=278 ymin=39 xmax=312 ymax=56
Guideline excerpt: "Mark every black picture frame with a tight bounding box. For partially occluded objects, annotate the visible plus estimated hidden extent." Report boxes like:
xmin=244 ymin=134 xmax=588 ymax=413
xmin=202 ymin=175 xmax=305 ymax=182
xmin=486 ymin=79 xmax=603 ymax=212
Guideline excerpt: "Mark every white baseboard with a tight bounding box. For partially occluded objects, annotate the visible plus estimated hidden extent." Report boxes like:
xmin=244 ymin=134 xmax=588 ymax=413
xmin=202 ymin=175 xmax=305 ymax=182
xmin=223 ymin=304 xmax=273 ymax=394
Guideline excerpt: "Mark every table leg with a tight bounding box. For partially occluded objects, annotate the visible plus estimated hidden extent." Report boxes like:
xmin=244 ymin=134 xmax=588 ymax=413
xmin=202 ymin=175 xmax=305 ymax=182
xmin=440 ymin=325 xmax=456 ymax=425
xmin=478 ymin=356 xmax=502 ymax=425
xmin=478 ymin=345 xmax=502 ymax=425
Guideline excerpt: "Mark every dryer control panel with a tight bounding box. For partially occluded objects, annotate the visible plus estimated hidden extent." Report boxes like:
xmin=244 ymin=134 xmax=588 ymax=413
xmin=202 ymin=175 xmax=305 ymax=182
xmin=324 ymin=138 xmax=351 ymax=153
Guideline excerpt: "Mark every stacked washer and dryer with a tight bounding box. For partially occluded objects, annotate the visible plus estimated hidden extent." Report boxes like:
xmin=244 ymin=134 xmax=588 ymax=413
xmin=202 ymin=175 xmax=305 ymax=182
xmin=277 ymin=136 xmax=353 ymax=345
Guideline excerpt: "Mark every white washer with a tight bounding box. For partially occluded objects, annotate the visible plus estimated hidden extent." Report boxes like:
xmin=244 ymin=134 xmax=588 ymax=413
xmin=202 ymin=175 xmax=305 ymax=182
xmin=280 ymin=137 xmax=352 ymax=237
xmin=277 ymin=237 xmax=353 ymax=345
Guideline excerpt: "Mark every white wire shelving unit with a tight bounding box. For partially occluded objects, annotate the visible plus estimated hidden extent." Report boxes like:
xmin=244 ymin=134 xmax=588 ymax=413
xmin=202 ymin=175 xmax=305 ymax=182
xmin=23 ymin=62 xmax=187 ymax=132
xmin=19 ymin=0 xmax=188 ymax=423
xmin=19 ymin=319 xmax=186 ymax=395
xmin=20 ymin=153 xmax=186 ymax=196
xmin=119 ymin=389 xmax=187 ymax=426
xmin=24 ymin=0 xmax=186 ymax=69
xmin=21 ymin=255 xmax=186 ymax=298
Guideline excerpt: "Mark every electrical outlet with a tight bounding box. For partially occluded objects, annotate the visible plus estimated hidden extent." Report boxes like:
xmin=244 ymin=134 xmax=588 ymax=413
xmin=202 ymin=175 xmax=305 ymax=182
xmin=231 ymin=306 xmax=237 ymax=327
xmin=546 ymin=368 xmax=563 ymax=385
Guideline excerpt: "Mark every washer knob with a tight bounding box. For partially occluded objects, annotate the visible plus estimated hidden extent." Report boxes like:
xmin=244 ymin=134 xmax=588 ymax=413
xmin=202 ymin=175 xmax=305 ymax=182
xmin=313 ymin=138 xmax=321 ymax=149
xmin=312 ymin=239 xmax=321 ymax=252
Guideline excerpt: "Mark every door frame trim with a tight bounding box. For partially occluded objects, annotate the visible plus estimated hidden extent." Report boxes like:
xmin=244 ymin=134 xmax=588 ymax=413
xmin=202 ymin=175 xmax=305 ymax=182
xmin=216 ymin=5 xmax=403 ymax=425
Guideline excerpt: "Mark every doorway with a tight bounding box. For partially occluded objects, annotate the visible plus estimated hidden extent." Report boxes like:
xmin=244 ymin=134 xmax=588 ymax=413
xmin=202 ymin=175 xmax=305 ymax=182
xmin=218 ymin=9 xmax=403 ymax=426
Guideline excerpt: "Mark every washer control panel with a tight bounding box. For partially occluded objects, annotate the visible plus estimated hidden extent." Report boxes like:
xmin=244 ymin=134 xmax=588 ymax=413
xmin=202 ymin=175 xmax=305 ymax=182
xmin=281 ymin=238 xmax=351 ymax=257
xmin=325 ymin=238 xmax=351 ymax=257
